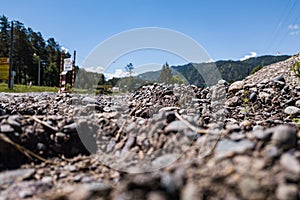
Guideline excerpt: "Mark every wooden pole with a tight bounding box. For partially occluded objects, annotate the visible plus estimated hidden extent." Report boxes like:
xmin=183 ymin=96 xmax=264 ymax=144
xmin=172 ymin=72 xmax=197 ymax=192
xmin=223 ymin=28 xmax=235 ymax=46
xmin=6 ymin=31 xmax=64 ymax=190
xmin=59 ymin=53 xmax=63 ymax=91
xmin=72 ymin=50 xmax=76 ymax=90
xmin=8 ymin=21 xmax=14 ymax=90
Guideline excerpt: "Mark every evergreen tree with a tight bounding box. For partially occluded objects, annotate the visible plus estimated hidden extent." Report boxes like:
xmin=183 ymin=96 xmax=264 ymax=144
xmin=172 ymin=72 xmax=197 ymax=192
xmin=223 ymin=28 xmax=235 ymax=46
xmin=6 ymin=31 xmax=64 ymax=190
xmin=0 ymin=15 xmax=10 ymax=57
xmin=159 ymin=62 xmax=172 ymax=84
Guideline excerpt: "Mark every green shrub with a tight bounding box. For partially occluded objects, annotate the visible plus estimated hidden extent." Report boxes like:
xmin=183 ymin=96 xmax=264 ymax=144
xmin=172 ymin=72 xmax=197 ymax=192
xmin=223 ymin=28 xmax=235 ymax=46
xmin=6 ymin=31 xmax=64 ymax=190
xmin=250 ymin=65 xmax=263 ymax=75
xmin=291 ymin=62 xmax=300 ymax=78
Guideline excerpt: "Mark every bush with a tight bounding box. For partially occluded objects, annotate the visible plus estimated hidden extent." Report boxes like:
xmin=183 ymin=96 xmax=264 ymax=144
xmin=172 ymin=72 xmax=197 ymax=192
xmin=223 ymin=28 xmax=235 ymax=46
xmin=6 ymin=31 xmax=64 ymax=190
xmin=250 ymin=65 xmax=263 ymax=75
xmin=291 ymin=62 xmax=300 ymax=78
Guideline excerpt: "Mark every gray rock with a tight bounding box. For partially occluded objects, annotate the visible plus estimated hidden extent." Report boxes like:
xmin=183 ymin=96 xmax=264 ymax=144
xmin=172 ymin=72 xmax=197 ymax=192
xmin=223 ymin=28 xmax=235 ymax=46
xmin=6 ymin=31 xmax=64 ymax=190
xmin=262 ymin=145 xmax=280 ymax=159
xmin=226 ymin=96 xmax=241 ymax=107
xmin=249 ymin=92 xmax=257 ymax=103
xmin=164 ymin=120 xmax=188 ymax=132
xmin=284 ymin=106 xmax=300 ymax=115
xmin=295 ymin=100 xmax=300 ymax=107
xmin=147 ymin=191 xmax=168 ymax=200
xmin=276 ymin=184 xmax=298 ymax=200
xmin=280 ymin=153 xmax=300 ymax=174
xmin=253 ymin=130 xmax=272 ymax=140
xmin=0 ymin=124 xmax=14 ymax=133
xmin=0 ymin=168 xmax=35 ymax=185
xmin=0 ymin=108 xmax=6 ymax=116
xmin=239 ymin=178 xmax=266 ymax=200
xmin=82 ymin=96 xmax=98 ymax=104
xmin=181 ymin=182 xmax=200 ymax=200
xmin=151 ymin=154 xmax=178 ymax=169
xmin=258 ymin=92 xmax=271 ymax=100
xmin=273 ymin=75 xmax=285 ymax=83
xmin=228 ymin=81 xmax=244 ymax=92
xmin=62 ymin=123 xmax=77 ymax=133
xmin=215 ymin=139 xmax=254 ymax=158
xmin=271 ymin=125 xmax=297 ymax=150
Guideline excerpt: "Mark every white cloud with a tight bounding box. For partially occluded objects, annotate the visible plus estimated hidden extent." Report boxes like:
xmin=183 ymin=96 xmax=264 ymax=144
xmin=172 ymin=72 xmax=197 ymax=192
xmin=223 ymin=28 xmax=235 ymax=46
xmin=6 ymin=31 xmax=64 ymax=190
xmin=240 ymin=52 xmax=257 ymax=61
xmin=205 ymin=58 xmax=215 ymax=63
xmin=85 ymin=66 xmax=104 ymax=73
xmin=288 ymin=24 xmax=299 ymax=30
xmin=290 ymin=30 xmax=300 ymax=36
xmin=104 ymin=69 xmax=130 ymax=80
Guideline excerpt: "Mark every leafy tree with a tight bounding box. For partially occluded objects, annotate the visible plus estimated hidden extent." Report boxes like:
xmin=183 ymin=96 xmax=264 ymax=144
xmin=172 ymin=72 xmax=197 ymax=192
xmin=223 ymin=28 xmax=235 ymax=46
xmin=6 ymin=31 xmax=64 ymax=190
xmin=159 ymin=62 xmax=172 ymax=83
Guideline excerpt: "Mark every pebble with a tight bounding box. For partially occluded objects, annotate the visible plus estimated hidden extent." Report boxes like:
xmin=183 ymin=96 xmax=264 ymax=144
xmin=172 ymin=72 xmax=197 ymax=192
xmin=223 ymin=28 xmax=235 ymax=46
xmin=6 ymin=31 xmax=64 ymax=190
xmin=238 ymin=177 xmax=266 ymax=200
xmin=249 ymin=92 xmax=257 ymax=103
xmin=284 ymin=106 xmax=300 ymax=115
xmin=276 ymin=184 xmax=298 ymax=200
xmin=0 ymin=124 xmax=14 ymax=133
xmin=81 ymin=96 xmax=98 ymax=104
xmin=271 ymin=125 xmax=297 ymax=150
xmin=164 ymin=120 xmax=188 ymax=132
xmin=280 ymin=153 xmax=300 ymax=174
xmin=228 ymin=81 xmax=244 ymax=92
xmin=215 ymin=139 xmax=254 ymax=158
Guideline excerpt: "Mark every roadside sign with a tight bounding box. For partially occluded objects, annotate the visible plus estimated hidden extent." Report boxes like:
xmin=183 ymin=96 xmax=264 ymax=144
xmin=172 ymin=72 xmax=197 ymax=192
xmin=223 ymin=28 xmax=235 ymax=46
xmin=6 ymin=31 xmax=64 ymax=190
xmin=64 ymin=58 xmax=73 ymax=71
xmin=0 ymin=57 xmax=9 ymax=80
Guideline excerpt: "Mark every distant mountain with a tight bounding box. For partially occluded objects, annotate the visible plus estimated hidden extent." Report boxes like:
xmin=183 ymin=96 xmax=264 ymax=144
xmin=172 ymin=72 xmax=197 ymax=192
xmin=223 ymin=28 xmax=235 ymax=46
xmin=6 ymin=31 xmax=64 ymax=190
xmin=137 ymin=55 xmax=290 ymax=86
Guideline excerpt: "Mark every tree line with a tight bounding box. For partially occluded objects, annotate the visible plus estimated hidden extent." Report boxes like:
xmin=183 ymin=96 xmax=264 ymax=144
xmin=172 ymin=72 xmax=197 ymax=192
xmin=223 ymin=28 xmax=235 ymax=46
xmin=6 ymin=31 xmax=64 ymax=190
xmin=0 ymin=14 xmax=75 ymax=86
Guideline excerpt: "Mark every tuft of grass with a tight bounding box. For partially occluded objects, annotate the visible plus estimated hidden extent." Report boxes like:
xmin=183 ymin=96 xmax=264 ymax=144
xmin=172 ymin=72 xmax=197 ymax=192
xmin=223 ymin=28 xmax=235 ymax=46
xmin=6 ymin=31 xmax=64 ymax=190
xmin=0 ymin=83 xmax=57 ymax=93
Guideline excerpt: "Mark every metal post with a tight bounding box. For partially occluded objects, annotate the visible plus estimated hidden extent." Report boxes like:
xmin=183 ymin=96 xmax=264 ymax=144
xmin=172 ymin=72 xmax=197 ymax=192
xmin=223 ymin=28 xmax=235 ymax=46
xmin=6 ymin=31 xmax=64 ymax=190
xmin=38 ymin=57 xmax=40 ymax=86
xmin=8 ymin=21 xmax=13 ymax=90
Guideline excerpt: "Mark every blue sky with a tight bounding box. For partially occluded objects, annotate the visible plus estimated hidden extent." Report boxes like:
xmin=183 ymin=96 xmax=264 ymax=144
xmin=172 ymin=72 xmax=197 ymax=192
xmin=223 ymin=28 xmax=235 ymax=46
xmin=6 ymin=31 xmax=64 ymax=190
xmin=1 ymin=0 xmax=300 ymax=76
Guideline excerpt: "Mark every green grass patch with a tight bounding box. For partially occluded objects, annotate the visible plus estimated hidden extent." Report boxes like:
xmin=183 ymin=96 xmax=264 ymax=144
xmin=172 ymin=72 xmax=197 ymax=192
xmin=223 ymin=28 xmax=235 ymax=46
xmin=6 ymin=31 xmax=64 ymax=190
xmin=0 ymin=83 xmax=57 ymax=93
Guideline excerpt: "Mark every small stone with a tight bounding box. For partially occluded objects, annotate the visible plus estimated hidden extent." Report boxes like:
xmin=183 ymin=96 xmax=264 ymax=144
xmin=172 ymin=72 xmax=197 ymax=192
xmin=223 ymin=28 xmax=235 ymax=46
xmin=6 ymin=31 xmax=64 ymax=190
xmin=62 ymin=123 xmax=77 ymax=133
xmin=82 ymin=96 xmax=98 ymax=104
xmin=249 ymin=92 xmax=257 ymax=103
xmin=147 ymin=191 xmax=168 ymax=200
xmin=271 ymin=125 xmax=297 ymax=150
xmin=295 ymin=100 xmax=300 ymax=107
xmin=181 ymin=182 xmax=200 ymax=200
xmin=215 ymin=139 xmax=254 ymax=158
xmin=240 ymin=120 xmax=252 ymax=130
xmin=0 ymin=124 xmax=14 ymax=133
xmin=239 ymin=177 xmax=266 ymax=200
xmin=41 ymin=176 xmax=52 ymax=184
xmin=262 ymin=145 xmax=279 ymax=159
xmin=284 ymin=106 xmax=300 ymax=115
xmin=228 ymin=81 xmax=244 ymax=92
xmin=276 ymin=184 xmax=298 ymax=200
xmin=253 ymin=130 xmax=272 ymax=140
xmin=258 ymin=92 xmax=270 ymax=100
xmin=151 ymin=154 xmax=178 ymax=169
xmin=0 ymin=108 xmax=6 ymax=116
xmin=280 ymin=153 xmax=300 ymax=174
xmin=226 ymin=96 xmax=241 ymax=107
xmin=229 ymin=132 xmax=245 ymax=141
xmin=164 ymin=121 xmax=188 ymax=132
xmin=0 ymin=168 xmax=35 ymax=185
xmin=273 ymin=75 xmax=285 ymax=83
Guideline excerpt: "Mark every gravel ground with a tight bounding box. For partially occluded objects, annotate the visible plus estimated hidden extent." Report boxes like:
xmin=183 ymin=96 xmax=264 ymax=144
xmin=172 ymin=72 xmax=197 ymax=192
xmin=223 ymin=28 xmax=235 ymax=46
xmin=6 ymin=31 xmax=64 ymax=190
xmin=0 ymin=54 xmax=300 ymax=200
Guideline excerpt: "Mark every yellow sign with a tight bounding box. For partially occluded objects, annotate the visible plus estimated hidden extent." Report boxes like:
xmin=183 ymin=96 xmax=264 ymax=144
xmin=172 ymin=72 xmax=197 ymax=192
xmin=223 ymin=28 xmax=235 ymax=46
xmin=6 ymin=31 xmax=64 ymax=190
xmin=0 ymin=58 xmax=9 ymax=80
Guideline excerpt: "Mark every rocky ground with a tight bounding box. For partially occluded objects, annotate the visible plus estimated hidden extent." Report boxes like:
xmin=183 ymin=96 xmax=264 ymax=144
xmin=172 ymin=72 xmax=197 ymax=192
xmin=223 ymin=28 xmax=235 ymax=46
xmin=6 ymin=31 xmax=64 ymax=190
xmin=0 ymin=54 xmax=300 ymax=200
